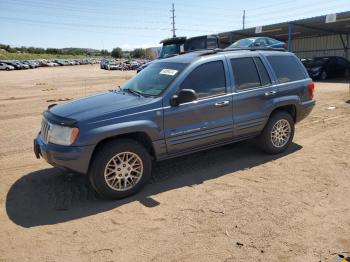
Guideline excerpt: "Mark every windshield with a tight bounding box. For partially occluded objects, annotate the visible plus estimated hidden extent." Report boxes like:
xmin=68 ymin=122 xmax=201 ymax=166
xmin=121 ymin=62 xmax=188 ymax=96
xmin=302 ymin=57 xmax=329 ymax=67
xmin=230 ymin=38 xmax=254 ymax=48
xmin=159 ymin=44 xmax=181 ymax=58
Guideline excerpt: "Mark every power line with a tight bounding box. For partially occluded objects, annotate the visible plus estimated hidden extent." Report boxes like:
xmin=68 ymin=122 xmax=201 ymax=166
xmin=0 ymin=16 xmax=171 ymax=31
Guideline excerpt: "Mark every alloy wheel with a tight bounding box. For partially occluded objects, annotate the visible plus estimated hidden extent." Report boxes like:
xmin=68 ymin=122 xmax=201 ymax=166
xmin=270 ymin=119 xmax=291 ymax=148
xmin=104 ymin=152 xmax=144 ymax=191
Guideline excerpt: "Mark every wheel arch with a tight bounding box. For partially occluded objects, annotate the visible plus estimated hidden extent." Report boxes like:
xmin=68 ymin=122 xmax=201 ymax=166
xmin=88 ymin=131 xmax=156 ymax=173
xmin=270 ymin=104 xmax=297 ymax=123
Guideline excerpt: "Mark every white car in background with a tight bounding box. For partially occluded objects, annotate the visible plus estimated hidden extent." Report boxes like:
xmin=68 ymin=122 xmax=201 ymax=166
xmin=0 ymin=62 xmax=15 ymax=70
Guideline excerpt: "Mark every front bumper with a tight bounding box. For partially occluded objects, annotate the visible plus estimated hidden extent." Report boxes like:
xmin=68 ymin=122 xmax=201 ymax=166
xmin=34 ymin=133 xmax=95 ymax=174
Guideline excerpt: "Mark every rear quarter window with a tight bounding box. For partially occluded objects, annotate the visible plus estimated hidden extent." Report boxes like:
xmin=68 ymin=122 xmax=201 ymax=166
xmin=267 ymin=55 xmax=305 ymax=83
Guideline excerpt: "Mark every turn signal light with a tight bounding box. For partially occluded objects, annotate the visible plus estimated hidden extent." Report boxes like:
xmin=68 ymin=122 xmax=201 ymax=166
xmin=70 ymin=127 xmax=79 ymax=144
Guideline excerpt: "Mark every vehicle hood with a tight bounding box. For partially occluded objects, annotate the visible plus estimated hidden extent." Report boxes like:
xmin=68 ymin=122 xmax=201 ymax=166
xmin=50 ymin=91 xmax=155 ymax=122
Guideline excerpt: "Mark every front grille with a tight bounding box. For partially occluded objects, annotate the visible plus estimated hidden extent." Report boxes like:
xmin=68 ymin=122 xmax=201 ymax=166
xmin=41 ymin=118 xmax=50 ymax=143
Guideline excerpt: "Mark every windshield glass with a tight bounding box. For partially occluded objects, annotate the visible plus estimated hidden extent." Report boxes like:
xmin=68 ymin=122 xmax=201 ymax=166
xmin=121 ymin=62 xmax=188 ymax=96
xmin=302 ymin=57 xmax=329 ymax=67
xmin=159 ymin=44 xmax=180 ymax=58
xmin=230 ymin=38 xmax=254 ymax=48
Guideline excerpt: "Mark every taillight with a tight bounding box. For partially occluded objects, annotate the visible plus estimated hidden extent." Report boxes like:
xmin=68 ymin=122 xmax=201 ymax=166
xmin=308 ymin=82 xmax=315 ymax=99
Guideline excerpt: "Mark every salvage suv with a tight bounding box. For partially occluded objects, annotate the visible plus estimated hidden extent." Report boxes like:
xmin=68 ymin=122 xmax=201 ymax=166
xmin=34 ymin=48 xmax=315 ymax=199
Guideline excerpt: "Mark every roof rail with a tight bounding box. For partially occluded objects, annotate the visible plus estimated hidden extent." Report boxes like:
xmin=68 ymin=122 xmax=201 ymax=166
xmin=196 ymin=47 xmax=286 ymax=56
xmin=224 ymin=47 xmax=287 ymax=52
xmin=176 ymin=47 xmax=287 ymax=58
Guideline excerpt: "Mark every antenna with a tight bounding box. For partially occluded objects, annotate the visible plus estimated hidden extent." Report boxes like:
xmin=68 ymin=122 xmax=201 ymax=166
xmin=170 ymin=3 xmax=176 ymax=37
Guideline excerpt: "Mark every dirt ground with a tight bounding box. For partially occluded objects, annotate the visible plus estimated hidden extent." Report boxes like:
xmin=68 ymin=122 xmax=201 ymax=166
xmin=0 ymin=65 xmax=349 ymax=262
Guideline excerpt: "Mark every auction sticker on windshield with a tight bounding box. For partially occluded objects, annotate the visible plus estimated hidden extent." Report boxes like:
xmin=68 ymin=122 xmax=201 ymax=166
xmin=160 ymin=69 xmax=178 ymax=76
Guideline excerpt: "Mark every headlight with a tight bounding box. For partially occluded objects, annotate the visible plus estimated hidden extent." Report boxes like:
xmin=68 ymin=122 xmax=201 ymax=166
xmin=48 ymin=123 xmax=79 ymax=146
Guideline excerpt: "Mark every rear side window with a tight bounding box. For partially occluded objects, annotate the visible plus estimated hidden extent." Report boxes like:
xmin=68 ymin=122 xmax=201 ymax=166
xmin=267 ymin=55 xmax=305 ymax=83
xmin=230 ymin=57 xmax=261 ymax=91
xmin=180 ymin=61 xmax=226 ymax=98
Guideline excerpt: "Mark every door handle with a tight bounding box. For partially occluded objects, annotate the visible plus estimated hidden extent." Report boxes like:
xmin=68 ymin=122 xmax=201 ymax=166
xmin=265 ymin=91 xmax=276 ymax=96
xmin=214 ymin=101 xmax=230 ymax=107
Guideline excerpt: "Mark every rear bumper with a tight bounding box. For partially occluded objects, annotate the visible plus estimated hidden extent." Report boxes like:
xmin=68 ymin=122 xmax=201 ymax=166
xmin=296 ymin=100 xmax=315 ymax=123
xmin=34 ymin=133 xmax=95 ymax=174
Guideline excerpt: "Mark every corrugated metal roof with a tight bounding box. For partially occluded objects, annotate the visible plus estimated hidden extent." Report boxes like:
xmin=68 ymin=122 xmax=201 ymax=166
xmin=219 ymin=11 xmax=350 ymax=43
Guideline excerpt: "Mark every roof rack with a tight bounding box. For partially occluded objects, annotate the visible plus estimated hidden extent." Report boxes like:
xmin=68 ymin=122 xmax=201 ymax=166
xmin=197 ymin=47 xmax=286 ymax=56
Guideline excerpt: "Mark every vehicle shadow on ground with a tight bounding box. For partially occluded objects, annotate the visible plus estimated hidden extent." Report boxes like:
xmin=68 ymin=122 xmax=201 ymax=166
xmin=6 ymin=141 xmax=302 ymax=228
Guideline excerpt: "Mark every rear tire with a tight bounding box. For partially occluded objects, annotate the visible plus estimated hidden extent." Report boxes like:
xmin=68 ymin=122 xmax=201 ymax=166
xmin=258 ymin=111 xmax=294 ymax=154
xmin=89 ymin=139 xmax=152 ymax=200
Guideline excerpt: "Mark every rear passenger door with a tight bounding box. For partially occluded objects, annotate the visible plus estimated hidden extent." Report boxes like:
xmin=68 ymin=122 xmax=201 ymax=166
xmin=229 ymin=55 xmax=276 ymax=137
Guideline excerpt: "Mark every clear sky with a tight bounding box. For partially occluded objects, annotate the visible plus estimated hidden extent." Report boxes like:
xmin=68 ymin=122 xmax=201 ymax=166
xmin=0 ymin=0 xmax=349 ymax=50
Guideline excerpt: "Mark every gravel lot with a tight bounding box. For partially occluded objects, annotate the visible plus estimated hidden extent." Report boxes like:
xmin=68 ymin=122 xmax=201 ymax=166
xmin=0 ymin=65 xmax=349 ymax=262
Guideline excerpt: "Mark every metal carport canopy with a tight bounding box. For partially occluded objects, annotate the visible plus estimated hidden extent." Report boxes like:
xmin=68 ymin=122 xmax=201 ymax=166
xmin=219 ymin=11 xmax=350 ymax=47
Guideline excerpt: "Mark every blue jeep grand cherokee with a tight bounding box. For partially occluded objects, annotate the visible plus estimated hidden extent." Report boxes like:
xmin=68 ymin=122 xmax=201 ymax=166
xmin=34 ymin=48 xmax=315 ymax=199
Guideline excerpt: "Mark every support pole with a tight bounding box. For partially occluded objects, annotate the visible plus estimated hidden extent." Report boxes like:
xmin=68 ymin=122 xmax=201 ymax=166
xmin=171 ymin=3 xmax=176 ymax=37
xmin=242 ymin=10 xmax=246 ymax=30
xmin=229 ymin=32 xmax=234 ymax=45
xmin=345 ymin=34 xmax=350 ymax=59
xmin=288 ymin=22 xmax=292 ymax=52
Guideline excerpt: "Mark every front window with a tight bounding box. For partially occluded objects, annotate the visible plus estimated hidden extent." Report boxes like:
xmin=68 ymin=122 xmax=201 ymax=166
xmin=230 ymin=38 xmax=254 ymax=48
xmin=159 ymin=44 xmax=181 ymax=58
xmin=180 ymin=61 xmax=226 ymax=98
xmin=121 ymin=62 xmax=188 ymax=96
xmin=185 ymin=38 xmax=206 ymax=51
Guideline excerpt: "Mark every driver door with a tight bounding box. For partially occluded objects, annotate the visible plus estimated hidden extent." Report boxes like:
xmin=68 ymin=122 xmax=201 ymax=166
xmin=163 ymin=60 xmax=234 ymax=154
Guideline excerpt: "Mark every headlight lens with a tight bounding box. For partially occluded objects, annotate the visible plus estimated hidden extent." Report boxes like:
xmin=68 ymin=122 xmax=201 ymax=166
xmin=48 ymin=123 xmax=79 ymax=146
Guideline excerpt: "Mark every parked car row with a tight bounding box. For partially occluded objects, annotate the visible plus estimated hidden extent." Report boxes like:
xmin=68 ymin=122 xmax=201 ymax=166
xmin=100 ymin=59 xmax=149 ymax=71
xmin=0 ymin=59 xmax=100 ymax=71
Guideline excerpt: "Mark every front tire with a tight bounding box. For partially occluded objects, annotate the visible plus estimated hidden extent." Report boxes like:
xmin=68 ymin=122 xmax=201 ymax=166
xmin=258 ymin=111 xmax=294 ymax=154
xmin=89 ymin=139 xmax=152 ymax=199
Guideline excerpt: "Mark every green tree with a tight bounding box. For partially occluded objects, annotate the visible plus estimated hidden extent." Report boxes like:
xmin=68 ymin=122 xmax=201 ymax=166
xmin=111 ymin=47 xmax=123 ymax=58
xmin=132 ymin=48 xmax=146 ymax=58
xmin=100 ymin=49 xmax=110 ymax=56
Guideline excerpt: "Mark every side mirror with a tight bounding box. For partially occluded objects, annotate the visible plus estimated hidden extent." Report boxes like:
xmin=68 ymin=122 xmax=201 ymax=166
xmin=170 ymin=89 xmax=197 ymax=106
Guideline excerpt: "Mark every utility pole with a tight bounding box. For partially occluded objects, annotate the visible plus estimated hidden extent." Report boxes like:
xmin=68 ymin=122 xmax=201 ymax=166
xmin=171 ymin=3 xmax=176 ymax=37
xmin=242 ymin=10 xmax=246 ymax=30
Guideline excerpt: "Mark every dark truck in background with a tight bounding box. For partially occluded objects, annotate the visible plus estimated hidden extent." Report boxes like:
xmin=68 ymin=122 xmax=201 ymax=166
xmin=137 ymin=35 xmax=220 ymax=72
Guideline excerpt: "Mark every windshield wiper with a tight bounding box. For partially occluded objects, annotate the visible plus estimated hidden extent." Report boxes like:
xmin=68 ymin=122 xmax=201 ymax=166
xmin=123 ymin=88 xmax=144 ymax=97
